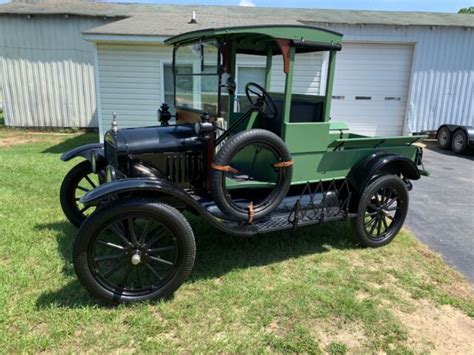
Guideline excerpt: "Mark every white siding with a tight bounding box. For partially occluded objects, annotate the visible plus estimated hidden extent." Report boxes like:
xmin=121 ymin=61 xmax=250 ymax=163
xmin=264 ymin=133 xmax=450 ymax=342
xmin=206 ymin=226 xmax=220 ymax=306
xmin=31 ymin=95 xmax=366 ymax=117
xmin=236 ymin=52 xmax=323 ymax=95
xmin=0 ymin=15 xmax=109 ymax=127
xmin=95 ymin=24 xmax=473 ymax=135
xmin=97 ymin=44 xmax=168 ymax=130
xmin=321 ymin=23 xmax=474 ymax=133
xmin=97 ymin=45 xmax=323 ymax=134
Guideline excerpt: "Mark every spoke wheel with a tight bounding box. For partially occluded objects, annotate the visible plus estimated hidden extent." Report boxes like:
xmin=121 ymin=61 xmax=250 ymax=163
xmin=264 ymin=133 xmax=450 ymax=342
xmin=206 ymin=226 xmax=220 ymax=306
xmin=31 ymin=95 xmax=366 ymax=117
xmin=73 ymin=200 xmax=195 ymax=304
xmin=351 ymin=175 xmax=409 ymax=247
xmin=60 ymin=161 xmax=100 ymax=227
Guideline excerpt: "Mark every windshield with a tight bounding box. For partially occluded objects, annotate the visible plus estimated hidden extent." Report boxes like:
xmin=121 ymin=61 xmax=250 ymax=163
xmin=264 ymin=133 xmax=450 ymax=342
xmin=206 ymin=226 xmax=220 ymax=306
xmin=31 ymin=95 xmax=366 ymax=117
xmin=174 ymin=41 xmax=220 ymax=115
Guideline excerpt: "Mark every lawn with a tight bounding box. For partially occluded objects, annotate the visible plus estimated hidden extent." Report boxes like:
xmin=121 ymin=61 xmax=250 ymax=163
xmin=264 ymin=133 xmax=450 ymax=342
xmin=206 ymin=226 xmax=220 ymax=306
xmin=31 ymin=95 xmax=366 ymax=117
xmin=0 ymin=130 xmax=473 ymax=353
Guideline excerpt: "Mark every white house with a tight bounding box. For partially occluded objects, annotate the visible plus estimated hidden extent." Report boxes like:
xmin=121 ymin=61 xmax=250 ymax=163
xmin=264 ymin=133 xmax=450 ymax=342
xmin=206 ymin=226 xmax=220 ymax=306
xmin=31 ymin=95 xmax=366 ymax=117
xmin=1 ymin=1 xmax=473 ymax=136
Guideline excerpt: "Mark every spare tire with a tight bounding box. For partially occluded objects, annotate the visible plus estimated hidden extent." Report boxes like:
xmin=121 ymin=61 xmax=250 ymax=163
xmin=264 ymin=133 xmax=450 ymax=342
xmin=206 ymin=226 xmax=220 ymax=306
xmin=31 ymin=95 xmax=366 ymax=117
xmin=211 ymin=129 xmax=293 ymax=222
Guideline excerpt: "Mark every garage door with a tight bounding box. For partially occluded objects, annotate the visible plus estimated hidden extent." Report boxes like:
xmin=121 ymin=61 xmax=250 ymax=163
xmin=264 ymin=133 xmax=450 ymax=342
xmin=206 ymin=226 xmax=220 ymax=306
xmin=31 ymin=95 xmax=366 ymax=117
xmin=331 ymin=43 xmax=413 ymax=136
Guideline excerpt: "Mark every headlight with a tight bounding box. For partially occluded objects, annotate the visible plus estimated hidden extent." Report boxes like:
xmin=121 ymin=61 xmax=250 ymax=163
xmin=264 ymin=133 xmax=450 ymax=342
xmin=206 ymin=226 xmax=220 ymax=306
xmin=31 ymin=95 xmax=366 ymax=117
xmin=105 ymin=165 xmax=116 ymax=182
xmin=194 ymin=121 xmax=215 ymax=136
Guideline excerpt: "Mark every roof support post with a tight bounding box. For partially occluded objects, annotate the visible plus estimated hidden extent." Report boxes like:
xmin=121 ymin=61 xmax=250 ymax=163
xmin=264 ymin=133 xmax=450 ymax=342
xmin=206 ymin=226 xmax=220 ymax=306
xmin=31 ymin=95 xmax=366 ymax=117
xmin=228 ymin=43 xmax=237 ymax=116
xmin=281 ymin=46 xmax=295 ymax=137
xmin=265 ymin=47 xmax=272 ymax=91
xmin=322 ymin=50 xmax=337 ymax=122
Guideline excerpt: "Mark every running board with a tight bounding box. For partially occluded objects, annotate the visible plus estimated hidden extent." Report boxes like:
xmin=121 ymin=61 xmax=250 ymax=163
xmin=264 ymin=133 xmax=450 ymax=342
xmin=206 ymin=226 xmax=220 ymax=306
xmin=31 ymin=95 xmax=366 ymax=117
xmin=196 ymin=179 xmax=354 ymax=236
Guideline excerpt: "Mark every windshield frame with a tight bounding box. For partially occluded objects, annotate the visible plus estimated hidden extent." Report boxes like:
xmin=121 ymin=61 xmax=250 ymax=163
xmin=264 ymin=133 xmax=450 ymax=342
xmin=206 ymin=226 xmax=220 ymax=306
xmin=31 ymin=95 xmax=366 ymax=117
xmin=172 ymin=40 xmax=224 ymax=117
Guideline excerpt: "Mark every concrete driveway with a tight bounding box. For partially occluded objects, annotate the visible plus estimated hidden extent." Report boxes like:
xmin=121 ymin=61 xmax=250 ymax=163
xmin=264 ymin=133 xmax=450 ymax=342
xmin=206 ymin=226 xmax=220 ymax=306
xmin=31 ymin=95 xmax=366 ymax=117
xmin=406 ymin=141 xmax=474 ymax=282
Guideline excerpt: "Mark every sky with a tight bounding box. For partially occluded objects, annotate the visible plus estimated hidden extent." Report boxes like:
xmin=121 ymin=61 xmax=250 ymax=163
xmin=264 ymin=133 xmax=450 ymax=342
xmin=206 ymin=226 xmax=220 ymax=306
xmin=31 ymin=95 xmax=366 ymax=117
xmin=107 ymin=0 xmax=472 ymax=13
xmin=0 ymin=0 xmax=472 ymax=12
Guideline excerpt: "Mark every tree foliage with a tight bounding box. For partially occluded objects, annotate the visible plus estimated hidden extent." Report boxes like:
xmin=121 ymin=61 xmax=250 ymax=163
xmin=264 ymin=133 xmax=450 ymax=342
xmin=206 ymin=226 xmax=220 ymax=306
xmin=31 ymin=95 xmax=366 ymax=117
xmin=458 ymin=6 xmax=474 ymax=14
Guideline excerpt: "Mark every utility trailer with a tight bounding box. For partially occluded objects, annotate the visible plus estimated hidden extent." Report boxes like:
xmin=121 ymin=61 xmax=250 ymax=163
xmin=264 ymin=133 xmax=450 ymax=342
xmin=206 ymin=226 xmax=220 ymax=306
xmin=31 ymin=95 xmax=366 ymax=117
xmin=59 ymin=25 xmax=427 ymax=304
xmin=436 ymin=124 xmax=474 ymax=154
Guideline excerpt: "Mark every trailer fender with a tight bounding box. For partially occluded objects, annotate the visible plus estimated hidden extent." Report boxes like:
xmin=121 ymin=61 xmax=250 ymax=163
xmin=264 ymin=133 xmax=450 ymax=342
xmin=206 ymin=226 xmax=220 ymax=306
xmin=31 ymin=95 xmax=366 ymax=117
xmin=348 ymin=153 xmax=420 ymax=196
xmin=60 ymin=143 xmax=104 ymax=162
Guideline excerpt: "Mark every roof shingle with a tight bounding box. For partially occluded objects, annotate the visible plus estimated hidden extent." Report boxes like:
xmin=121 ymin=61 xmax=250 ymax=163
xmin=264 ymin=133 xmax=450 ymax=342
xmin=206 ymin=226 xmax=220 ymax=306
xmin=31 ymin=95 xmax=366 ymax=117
xmin=1 ymin=0 xmax=472 ymax=36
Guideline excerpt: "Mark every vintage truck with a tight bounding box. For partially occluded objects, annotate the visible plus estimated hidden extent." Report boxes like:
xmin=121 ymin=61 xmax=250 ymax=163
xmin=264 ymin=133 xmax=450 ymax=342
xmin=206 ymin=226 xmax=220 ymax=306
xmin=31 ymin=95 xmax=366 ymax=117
xmin=59 ymin=25 xmax=427 ymax=304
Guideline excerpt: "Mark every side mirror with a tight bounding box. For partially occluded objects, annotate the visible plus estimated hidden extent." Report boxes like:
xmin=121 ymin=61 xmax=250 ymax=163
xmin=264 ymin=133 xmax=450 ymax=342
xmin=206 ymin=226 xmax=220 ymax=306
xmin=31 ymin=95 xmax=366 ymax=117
xmin=226 ymin=76 xmax=236 ymax=95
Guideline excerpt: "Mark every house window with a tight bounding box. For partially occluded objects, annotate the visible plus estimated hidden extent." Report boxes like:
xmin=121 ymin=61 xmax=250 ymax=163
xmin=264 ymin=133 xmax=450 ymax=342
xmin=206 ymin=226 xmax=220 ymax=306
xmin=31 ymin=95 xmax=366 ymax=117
xmin=237 ymin=66 xmax=266 ymax=112
xmin=163 ymin=63 xmax=175 ymax=113
xmin=163 ymin=63 xmax=195 ymax=114
xmin=163 ymin=64 xmax=266 ymax=115
xmin=163 ymin=62 xmax=220 ymax=115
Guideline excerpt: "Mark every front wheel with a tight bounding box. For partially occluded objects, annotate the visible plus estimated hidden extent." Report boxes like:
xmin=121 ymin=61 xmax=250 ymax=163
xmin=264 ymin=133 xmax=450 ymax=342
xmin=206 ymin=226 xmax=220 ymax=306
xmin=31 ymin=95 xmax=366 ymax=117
xmin=60 ymin=160 xmax=100 ymax=227
xmin=351 ymin=175 xmax=409 ymax=247
xmin=73 ymin=200 xmax=196 ymax=304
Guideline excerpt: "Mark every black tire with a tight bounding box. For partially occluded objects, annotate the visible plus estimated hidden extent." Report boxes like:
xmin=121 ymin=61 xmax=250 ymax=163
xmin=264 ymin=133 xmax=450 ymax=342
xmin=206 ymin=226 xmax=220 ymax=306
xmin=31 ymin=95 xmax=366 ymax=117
xmin=451 ymin=129 xmax=468 ymax=154
xmin=211 ymin=129 xmax=292 ymax=221
xmin=351 ymin=175 xmax=409 ymax=248
xmin=437 ymin=126 xmax=451 ymax=149
xmin=60 ymin=160 xmax=99 ymax=227
xmin=73 ymin=199 xmax=195 ymax=304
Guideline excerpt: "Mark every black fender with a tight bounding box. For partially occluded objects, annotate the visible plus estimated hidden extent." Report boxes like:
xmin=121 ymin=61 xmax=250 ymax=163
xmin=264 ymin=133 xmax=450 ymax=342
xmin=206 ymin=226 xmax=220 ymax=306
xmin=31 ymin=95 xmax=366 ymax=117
xmin=79 ymin=178 xmax=259 ymax=237
xmin=80 ymin=178 xmax=193 ymax=207
xmin=60 ymin=143 xmax=104 ymax=162
xmin=348 ymin=153 xmax=420 ymax=197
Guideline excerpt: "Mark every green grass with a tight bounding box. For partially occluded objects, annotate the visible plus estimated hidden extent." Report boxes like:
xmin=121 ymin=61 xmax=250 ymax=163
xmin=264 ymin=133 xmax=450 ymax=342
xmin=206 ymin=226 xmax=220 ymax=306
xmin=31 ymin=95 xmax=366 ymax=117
xmin=0 ymin=132 xmax=472 ymax=353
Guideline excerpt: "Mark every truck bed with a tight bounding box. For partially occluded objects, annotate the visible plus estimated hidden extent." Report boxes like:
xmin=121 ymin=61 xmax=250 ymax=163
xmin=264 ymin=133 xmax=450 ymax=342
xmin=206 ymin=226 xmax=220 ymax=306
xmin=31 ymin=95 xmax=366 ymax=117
xmin=328 ymin=133 xmax=425 ymax=150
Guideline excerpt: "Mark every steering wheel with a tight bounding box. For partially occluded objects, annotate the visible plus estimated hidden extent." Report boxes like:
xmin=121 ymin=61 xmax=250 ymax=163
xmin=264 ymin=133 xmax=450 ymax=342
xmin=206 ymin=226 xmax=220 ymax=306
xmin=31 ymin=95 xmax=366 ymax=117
xmin=245 ymin=82 xmax=278 ymax=119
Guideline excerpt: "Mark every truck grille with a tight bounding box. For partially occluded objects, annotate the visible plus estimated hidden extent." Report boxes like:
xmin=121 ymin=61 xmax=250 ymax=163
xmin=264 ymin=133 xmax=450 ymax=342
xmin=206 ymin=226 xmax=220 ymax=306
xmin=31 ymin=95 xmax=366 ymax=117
xmin=104 ymin=141 xmax=118 ymax=167
xmin=165 ymin=152 xmax=204 ymax=186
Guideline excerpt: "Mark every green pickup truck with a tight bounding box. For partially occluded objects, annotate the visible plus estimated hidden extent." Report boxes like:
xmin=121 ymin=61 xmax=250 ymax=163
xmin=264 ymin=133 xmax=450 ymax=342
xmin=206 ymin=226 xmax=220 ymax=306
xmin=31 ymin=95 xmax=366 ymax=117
xmin=59 ymin=25 xmax=427 ymax=304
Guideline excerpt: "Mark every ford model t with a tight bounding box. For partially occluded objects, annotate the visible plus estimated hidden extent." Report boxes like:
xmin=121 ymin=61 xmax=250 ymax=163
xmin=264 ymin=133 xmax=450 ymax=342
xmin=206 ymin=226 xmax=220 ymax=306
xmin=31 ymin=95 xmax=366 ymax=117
xmin=60 ymin=25 xmax=426 ymax=304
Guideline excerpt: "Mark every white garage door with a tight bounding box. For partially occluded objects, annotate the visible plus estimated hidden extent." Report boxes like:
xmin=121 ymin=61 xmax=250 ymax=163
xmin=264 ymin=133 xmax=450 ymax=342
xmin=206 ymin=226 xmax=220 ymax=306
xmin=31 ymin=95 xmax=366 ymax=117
xmin=331 ymin=43 xmax=413 ymax=136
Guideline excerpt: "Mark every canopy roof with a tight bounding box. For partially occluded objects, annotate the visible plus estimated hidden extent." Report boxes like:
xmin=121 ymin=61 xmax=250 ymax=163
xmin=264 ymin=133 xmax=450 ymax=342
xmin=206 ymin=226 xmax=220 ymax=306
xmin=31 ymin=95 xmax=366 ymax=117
xmin=164 ymin=25 xmax=343 ymax=55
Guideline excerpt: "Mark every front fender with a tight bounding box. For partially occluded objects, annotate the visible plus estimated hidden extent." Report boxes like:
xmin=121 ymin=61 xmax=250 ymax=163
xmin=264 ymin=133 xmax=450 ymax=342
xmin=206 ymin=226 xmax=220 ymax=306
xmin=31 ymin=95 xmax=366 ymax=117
xmin=80 ymin=178 xmax=264 ymax=238
xmin=60 ymin=143 xmax=104 ymax=162
xmin=348 ymin=153 xmax=420 ymax=195
xmin=80 ymin=178 xmax=195 ymax=207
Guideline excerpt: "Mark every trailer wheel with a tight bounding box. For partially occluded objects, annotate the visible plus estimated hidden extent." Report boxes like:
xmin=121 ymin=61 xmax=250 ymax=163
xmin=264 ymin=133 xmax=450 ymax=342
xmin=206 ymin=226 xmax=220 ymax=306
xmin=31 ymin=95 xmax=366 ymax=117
xmin=351 ymin=175 xmax=409 ymax=248
xmin=437 ymin=126 xmax=451 ymax=150
xmin=211 ymin=129 xmax=293 ymax=222
xmin=451 ymin=129 xmax=468 ymax=154
xmin=73 ymin=199 xmax=196 ymax=304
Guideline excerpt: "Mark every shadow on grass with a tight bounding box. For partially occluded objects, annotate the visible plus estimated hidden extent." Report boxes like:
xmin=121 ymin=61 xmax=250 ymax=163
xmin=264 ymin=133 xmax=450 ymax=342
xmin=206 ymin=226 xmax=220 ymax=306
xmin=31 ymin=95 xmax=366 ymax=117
xmin=41 ymin=132 xmax=98 ymax=155
xmin=34 ymin=214 xmax=358 ymax=309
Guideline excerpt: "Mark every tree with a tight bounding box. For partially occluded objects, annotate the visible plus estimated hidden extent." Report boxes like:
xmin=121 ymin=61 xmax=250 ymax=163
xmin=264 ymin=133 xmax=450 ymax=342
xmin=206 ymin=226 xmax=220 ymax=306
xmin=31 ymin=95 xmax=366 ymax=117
xmin=458 ymin=6 xmax=474 ymax=14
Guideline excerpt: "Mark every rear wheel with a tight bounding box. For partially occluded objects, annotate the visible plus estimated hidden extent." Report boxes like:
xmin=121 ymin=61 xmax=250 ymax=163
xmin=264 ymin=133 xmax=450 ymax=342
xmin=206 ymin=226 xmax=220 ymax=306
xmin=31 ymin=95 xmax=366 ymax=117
xmin=451 ymin=129 xmax=468 ymax=154
xmin=437 ymin=126 xmax=451 ymax=149
xmin=73 ymin=200 xmax=196 ymax=304
xmin=60 ymin=161 xmax=99 ymax=227
xmin=351 ymin=175 xmax=409 ymax=247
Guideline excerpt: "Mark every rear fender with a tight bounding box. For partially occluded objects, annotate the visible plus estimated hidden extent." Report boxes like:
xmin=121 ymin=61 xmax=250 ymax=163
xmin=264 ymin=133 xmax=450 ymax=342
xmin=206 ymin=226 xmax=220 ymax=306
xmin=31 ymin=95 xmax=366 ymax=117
xmin=60 ymin=143 xmax=104 ymax=162
xmin=348 ymin=153 xmax=420 ymax=196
